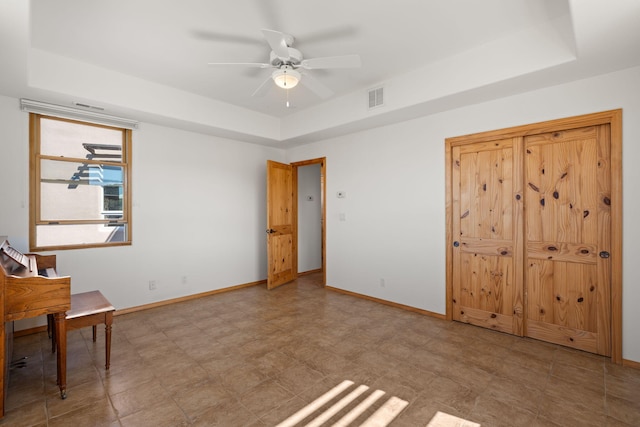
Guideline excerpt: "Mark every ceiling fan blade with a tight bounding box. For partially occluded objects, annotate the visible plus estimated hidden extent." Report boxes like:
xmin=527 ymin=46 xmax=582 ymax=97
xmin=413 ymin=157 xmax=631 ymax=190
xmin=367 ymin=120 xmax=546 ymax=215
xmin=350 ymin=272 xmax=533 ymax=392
xmin=297 ymin=25 xmax=357 ymax=46
xmin=207 ymin=62 xmax=271 ymax=68
xmin=256 ymin=0 xmax=282 ymax=33
xmin=261 ymin=29 xmax=291 ymax=60
xmin=300 ymin=54 xmax=361 ymax=70
xmin=190 ymin=29 xmax=263 ymax=46
xmin=300 ymin=73 xmax=334 ymax=99
xmin=252 ymin=75 xmax=274 ymax=97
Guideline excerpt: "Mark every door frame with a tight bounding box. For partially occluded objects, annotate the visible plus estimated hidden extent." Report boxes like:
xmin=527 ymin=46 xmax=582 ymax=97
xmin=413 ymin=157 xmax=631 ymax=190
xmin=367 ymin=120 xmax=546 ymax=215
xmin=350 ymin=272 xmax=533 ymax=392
xmin=291 ymin=157 xmax=327 ymax=286
xmin=445 ymin=109 xmax=622 ymax=363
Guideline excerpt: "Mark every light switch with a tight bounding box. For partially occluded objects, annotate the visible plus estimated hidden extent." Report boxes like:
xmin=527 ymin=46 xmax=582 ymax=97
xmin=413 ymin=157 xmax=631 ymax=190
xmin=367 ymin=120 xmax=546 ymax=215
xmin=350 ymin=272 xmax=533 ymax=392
xmin=337 ymin=191 xmax=346 ymax=198
xmin=339 ymin=213 xmax=346 ymax=221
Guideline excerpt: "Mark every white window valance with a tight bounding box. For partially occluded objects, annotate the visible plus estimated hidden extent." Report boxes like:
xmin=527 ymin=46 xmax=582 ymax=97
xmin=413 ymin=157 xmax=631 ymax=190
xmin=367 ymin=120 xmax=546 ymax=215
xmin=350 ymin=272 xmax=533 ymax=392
xmin=20 ymin=99 xmax=139 ymax=130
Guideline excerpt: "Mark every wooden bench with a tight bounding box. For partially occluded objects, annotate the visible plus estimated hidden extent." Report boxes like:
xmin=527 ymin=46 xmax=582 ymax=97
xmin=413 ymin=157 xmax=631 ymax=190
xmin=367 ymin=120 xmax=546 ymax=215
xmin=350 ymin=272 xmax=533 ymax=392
xmin=49 ymin=291 xmax=115 ymax=370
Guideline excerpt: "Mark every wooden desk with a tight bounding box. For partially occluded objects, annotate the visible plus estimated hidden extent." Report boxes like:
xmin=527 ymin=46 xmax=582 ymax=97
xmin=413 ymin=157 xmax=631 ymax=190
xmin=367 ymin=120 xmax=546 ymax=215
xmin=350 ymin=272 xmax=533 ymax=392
xmin=51 ymin=291 xmax=114 ymax=370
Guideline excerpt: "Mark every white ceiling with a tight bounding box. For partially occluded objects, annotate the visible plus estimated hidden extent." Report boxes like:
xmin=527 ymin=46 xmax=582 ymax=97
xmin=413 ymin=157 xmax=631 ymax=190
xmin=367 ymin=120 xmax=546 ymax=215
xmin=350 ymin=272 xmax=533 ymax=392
xmin=29 ymin=0 xmax=562 ymax=116
xmin=1 ymin=0 xmax=639 ymax=146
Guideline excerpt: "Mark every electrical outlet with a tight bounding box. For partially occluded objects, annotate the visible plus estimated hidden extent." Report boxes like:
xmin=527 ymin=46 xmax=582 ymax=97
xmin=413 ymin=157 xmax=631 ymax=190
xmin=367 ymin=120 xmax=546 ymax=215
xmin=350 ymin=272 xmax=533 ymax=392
xmin=148 ymin=280 xmax=156 ymax=290
xmin=380 ymin=278 xmax=385 ymax=288
xmin=181 ymin=276 xmax=188 ymax=285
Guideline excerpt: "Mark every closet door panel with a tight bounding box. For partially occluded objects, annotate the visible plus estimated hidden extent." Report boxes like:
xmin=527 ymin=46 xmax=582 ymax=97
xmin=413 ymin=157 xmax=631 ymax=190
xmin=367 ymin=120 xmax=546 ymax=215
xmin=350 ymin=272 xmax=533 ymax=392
xmin=524 ymin=125 xmax=611 ymax=356
xmin=452 ymin=138 xmax=523 ymax=335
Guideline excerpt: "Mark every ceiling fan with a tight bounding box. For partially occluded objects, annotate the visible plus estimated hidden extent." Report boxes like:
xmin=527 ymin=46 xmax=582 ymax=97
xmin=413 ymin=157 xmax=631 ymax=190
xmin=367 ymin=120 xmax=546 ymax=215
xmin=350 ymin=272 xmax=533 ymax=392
xmin=207 ymin=29 xmax=361 ymax=99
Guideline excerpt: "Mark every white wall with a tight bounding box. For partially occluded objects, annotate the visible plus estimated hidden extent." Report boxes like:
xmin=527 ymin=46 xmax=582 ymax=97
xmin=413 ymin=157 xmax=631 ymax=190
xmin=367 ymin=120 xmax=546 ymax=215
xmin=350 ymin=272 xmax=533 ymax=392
xmin=2 ymin=64 xmax=639 ymax=363
xmin=297 ymin=164 xmax=322 ymax=273
xmin=0 ymin=94 xmax=285 ymax=329
xmin=287 ymin=65 xmax=640 ymax=363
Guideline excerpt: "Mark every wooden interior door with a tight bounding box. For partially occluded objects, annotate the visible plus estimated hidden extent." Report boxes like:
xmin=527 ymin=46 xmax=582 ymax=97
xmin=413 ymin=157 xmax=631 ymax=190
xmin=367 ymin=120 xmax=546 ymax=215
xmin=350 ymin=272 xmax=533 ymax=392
xmin=266 ymin=160 xmax=296 ymax=289
xmin=451 ymin=137 xmax=524 ymax=335
xmin=524 ymin=125 xmax=611 ymax=356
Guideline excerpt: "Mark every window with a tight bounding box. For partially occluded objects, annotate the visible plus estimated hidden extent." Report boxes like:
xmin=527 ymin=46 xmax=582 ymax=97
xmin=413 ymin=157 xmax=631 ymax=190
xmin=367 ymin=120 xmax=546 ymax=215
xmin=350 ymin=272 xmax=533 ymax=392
xmin=29 ymin=114 xmax=132 ymax=250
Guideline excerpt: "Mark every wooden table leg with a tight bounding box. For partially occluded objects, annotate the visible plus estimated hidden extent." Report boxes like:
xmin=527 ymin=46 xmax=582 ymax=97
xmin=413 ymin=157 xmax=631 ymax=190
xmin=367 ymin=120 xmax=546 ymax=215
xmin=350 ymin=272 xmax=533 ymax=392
xmin=105 ymin=311 xmax=112 ymax=370
xmin=54 ymin=312 xmax=67 ymax=399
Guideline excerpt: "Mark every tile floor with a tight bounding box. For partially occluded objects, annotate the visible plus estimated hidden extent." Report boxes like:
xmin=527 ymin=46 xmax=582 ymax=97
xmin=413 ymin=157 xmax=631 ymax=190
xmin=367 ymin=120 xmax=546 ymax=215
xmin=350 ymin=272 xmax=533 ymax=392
xmin=2 ymin=273 xmax=640 ymax=426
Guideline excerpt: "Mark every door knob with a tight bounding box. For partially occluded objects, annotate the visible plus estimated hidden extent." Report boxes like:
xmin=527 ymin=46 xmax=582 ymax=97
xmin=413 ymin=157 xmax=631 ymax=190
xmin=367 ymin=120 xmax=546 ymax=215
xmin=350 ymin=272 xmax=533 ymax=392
xmin=266 ymin=228 xmax=276 ymax=234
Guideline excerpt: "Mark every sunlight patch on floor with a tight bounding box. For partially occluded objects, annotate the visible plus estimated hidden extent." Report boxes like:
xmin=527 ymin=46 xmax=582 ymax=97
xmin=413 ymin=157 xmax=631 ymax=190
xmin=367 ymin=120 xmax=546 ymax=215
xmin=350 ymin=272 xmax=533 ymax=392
xmin=276 ymin=380 xmax=408 ymax=427
xmin=426 ymin=411 xmax=481 ymax=427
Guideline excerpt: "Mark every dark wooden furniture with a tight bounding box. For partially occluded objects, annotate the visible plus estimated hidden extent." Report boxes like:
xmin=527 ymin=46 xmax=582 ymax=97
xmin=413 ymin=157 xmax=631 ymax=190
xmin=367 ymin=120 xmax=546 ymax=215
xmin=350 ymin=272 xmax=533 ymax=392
xmin=50 ymin=291 xmax=114 ymax=370
xmin=0 ymin=240 xmax=70 ymax=418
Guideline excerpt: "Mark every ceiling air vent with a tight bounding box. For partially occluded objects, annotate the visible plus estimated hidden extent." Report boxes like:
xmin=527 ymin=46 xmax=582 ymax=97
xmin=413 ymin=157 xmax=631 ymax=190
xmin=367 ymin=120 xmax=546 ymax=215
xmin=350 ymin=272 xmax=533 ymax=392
xmin=368 ymin=87 xmax=384 ymax=109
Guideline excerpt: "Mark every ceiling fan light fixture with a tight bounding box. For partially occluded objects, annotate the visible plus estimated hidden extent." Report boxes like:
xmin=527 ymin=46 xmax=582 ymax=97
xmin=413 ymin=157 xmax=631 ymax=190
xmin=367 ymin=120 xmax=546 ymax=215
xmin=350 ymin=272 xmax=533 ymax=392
xmin=272 ymin=67 xmax=300 ymax=89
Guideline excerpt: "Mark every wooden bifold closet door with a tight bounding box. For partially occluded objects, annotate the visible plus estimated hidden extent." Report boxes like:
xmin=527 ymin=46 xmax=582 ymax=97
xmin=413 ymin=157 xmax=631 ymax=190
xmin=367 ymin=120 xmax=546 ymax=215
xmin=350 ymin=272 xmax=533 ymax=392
xmin=451 ymin=136 xmax=524 ymax=336
xmin=446 ymin=110 xmax=622 ymax=362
